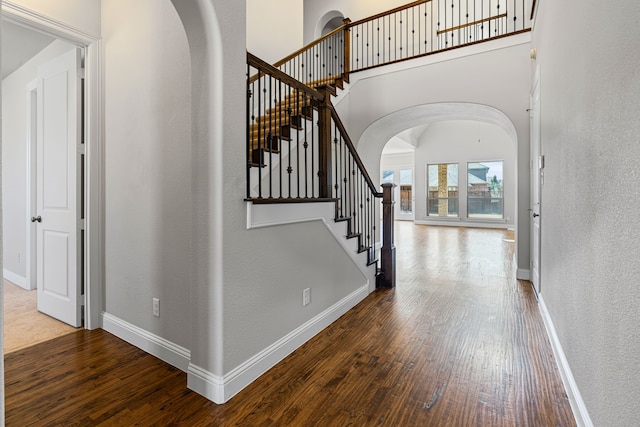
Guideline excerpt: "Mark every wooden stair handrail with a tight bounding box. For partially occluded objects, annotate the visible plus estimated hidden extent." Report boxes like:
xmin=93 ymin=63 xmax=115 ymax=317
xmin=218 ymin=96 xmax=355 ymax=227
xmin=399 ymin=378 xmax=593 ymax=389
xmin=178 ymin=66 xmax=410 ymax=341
xmin=349 ymin=0 xmax=432 ymax=27
xmin=327 ymin=104 xmax=382 ymax=198
xmin=247 ymin=52 xmax=325 ymax=100
xmin=272 ymin=22 xmax=350 ymax=69
xmin=436 ymin=13 xmax=508 ymax=35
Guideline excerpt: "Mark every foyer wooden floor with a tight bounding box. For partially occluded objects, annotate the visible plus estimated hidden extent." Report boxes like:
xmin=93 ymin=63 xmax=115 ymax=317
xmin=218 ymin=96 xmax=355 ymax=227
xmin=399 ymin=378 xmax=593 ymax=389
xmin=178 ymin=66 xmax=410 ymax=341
xmin=5 ymin=224 xmax=575 ymax=426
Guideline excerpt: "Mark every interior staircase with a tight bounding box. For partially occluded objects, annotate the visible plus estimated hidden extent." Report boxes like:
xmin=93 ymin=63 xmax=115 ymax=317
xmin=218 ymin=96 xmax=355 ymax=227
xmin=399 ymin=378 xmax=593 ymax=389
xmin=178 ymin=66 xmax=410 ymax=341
xmin=246 ymin=0 xmax=531 ymax=288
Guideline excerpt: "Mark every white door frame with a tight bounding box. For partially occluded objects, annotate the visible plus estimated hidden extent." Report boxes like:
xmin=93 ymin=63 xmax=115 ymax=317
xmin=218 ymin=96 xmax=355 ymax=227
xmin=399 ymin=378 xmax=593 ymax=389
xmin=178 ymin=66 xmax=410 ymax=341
xmin=3 ymin=2 xmax=104 ymax=329
xmin=25 ymin=80 xmax=37 ymax=290
xmin=530 ymin=65 xmax=542 ymax=296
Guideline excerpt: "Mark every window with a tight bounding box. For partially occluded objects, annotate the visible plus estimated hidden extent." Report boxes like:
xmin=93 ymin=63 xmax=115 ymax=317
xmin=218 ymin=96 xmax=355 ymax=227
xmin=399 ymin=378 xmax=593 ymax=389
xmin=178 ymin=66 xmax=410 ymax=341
xmin=399 ymin=169 xmax=412 ymax=214
xmin=467 ymin=161 xmax=504 ymax=219
xmin=427 ymin=163 xmax=458 ymax=217
xmin=381 ymin=170 xmax=394 ymax=184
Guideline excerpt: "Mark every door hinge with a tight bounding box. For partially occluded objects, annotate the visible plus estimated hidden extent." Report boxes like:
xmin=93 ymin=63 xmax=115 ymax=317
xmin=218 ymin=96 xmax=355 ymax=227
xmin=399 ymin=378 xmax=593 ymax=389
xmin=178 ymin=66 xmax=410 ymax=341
xmin=78 ymin=144 xmax=86 ymax=155
xmin=79 ymin=67 xmax=86 ymax=79
xmin=78 ymin=219 xmax=86 ymax=230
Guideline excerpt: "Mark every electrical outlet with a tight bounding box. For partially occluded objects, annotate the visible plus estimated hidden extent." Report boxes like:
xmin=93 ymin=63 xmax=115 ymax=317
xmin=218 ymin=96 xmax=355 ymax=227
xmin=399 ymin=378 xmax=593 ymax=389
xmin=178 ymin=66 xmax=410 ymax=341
xmin=153 ymin=298 xmax=160 ymax=317
xmin=303 ymin=288 xmax=311 ymax=306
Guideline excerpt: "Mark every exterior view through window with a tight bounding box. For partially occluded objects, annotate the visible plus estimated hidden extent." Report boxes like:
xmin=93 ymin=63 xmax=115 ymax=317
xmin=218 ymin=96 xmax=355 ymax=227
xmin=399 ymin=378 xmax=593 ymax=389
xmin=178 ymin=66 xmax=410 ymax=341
xmin=467 ymin=161 xmax=504 ymax=219
xmin=399 ymin=169 xmax=412 ymax=214
xmin=427 ymin=163 xmax=459 ymax=217
xmin=382 ymin=170 xmax=394 ymax=184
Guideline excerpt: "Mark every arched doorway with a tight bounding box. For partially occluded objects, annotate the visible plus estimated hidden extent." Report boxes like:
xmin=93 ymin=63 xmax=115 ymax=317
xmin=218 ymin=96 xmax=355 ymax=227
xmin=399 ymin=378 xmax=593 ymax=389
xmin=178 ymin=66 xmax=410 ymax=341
xmin=314 ymin=10 xmax=345 ymax=39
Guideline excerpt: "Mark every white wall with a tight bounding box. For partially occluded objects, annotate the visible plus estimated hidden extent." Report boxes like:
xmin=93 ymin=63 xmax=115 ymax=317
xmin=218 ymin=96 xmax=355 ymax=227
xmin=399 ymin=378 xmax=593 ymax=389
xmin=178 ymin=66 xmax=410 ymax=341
xmin=336 ymin=36 xmax=531 ymax=273
xmin=414 ymin=120 xmax=515 ymax=227
xmin=102 ymin=0 xmax=192 ymax=348
xmin=7 ymin=0 xmax=101 ymax=37
xmin=2 ymin=40 xmax=75 ymax=283
xmin=303 ymin=0 xmax=409 ymax=43
xmin=532 ymin=1 xmax=640 ymax=425
xmin=247 ymin=0 xmax=303 ymax=64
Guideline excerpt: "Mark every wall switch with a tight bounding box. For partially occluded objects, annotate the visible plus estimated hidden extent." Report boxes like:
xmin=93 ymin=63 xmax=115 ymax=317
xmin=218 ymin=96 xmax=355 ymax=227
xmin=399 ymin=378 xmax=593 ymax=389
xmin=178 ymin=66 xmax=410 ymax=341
xmin=152 ymin=298 xmax=160 ymax=317
xmin=303 ymin=288 xmax=311 ymax=306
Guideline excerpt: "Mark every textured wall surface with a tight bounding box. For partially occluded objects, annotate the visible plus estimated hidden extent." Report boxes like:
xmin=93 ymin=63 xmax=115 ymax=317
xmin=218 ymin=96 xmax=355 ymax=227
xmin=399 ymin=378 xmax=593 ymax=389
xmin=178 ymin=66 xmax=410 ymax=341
xmin=247 ymin=0 xmax=303 ymax=63
xmin=10 ymin=0 xmax=101 ymax=36
xmin=532 ymin=1 xmax=640 ymax=425
xmin=103 ymin=0 xmax=192 ymax=348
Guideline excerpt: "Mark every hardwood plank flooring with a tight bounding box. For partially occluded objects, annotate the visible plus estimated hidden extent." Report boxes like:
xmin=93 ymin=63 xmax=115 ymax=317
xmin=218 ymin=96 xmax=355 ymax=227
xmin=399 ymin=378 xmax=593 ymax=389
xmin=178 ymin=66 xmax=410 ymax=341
xmin=5 ymin=223 xmax=575 ymax=426
xmin=3 ymin=280 xmax=77 ymax=354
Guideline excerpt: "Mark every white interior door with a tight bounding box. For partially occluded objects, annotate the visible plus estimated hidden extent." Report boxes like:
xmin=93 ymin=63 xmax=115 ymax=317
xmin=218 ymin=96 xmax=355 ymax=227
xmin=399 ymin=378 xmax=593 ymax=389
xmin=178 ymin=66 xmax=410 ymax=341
xmin=530 ymin=69 xmax=542 ymax=295
xmin=35 ymin=48 xmax=83 ymax=327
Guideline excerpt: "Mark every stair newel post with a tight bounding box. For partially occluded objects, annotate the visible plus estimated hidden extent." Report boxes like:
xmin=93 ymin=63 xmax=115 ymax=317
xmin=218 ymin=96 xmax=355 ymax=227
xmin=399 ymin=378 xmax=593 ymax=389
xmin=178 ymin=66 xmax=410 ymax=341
xmin=380 ymin=183 xmax=396 ymax=288
xmin=343 ymin=18 xmax=352 ymax=83
xmin=317 ymin=85 xmax=334 ymax=198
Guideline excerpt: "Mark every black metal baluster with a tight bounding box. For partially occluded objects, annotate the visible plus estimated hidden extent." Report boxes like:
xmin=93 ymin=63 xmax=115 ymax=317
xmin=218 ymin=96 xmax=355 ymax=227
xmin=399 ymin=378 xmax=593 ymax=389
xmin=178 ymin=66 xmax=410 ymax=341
xmin=334 ymin=125 xmax=339 ymax=212
xmin=497 ymin=0 xmax=501 ymax=36
xmin=424 ymin=3 xmax=428 ymax=53
xmin=303 ymin=95 xmax=309 ymax=198
xmin=458 ymin=0 xmax=461 ymax=46
xmin=257 ymin=72 xmax=263 ymax=198
xmin=246 ymin=62 xmax=251 ymax=198
xmin=268 ymin=76 xmax=273 ymax=198
xmin=278 ymin=80 xmax=283 ymax=198
xmin=489 ymin=0 xmax=492 ymax=38
xmin=288 ymin=86 xmax=294 ymax=198
xmin=312 ymin=99 xmax=319 ymax=194
xmin=450 ymin=0 xmax=454 ymax=47
xmin=341 ymin=137 xmax=345 ymax=216
xmin=394 ymin=12 xmax=398 ymax=61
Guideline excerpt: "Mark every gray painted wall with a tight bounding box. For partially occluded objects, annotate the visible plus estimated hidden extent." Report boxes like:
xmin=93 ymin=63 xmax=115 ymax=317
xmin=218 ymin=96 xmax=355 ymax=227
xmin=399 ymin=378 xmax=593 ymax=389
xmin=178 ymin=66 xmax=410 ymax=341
xmin=532 ymin=1 xmax=640 ymax=425
xmin=102 ymin=0 xmax=192 ymax=349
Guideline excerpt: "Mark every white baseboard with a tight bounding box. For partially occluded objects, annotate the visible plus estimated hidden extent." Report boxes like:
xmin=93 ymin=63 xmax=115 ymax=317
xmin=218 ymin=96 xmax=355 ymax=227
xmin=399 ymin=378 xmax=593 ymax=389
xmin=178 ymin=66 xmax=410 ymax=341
xmin=102 ymin=313 xmax=191 ymax=371
xmin=187 ymin=283 xmax=370 ymax=404
xmin=3 ymin=269 xmax=27 ymax=289
xmin=516 ymin=268 xmax=531 ymax=280
xmin=538 ymin=296 xmax=593 ymax=427
xmin=414 ymin=219 xmax=513 ymax=229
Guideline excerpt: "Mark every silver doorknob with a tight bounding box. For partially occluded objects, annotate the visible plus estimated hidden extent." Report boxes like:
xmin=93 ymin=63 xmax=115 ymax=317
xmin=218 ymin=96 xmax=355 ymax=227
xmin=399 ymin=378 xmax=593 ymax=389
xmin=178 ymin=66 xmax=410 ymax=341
xmin=532 ymin=213 xmax=539 ymax=218
xmin=31 ymin=216 xmax=42 ymax=223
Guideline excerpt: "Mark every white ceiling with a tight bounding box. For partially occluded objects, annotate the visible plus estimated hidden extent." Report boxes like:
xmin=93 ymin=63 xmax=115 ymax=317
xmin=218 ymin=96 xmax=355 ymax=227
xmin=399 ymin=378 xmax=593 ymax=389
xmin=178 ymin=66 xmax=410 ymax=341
xmin=2 ymin=20 xmax=56 ymax=80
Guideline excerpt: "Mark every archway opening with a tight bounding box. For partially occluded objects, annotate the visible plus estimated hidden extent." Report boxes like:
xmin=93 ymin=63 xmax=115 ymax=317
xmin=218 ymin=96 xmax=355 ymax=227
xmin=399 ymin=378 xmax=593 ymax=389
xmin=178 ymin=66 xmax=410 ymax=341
xmin=314 ymin=10 xmax=345 ymax=40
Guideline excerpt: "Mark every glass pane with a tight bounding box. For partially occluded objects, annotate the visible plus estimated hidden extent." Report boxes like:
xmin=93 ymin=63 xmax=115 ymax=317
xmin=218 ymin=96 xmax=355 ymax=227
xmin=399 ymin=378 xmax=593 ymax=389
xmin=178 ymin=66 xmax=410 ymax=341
xmin=468 ymin=161 xmax=504 ymax=219
xmin=427 ymin=163 xmax=458 ymax=217
xmin=399 ymin=170 xmax=412 ymax=214
xmin=399 ymin=169 xmax=412 ymax=185
xmin=382 ymin=170 xmax=394 ymax=184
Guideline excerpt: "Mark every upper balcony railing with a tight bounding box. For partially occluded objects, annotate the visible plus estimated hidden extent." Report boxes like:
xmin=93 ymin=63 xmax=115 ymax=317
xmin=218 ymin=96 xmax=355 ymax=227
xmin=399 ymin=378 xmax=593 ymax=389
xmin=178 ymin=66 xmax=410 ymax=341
xmin=348 ymin=0 xmax=530 ymax=73
xmin=266 ymin=0 xmax=531 ymax=85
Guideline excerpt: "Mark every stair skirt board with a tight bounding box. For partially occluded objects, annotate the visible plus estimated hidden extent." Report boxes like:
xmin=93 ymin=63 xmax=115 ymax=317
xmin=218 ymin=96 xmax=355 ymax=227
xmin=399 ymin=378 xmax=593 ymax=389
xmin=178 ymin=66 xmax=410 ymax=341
xmin=187 ymin=283 xmax=369 ymax=404
xmin=537 ymin=296 xmax=594 ymax=427
xmin=246 ymin=201 xmax=378 ymax=287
